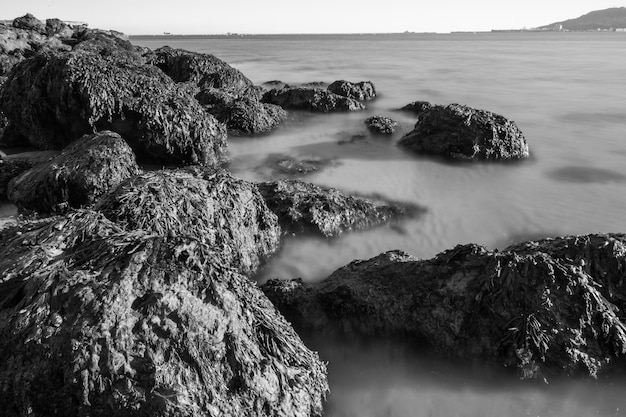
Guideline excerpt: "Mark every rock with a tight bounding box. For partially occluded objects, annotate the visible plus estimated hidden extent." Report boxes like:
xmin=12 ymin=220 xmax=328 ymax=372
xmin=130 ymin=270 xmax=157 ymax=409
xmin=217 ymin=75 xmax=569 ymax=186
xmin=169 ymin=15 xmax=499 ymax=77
xmin=398 ymin=103 xmax=529 ymax=160
xmin=398 ymin=100 xmax=432 ymax=115
xmin=257 ymin=179 xmax=411 ymax=237
xmin=0 ymin=39 xmax=227 ymax=165
xmin=263 ymin=154 xmax=334 ymax=176
xmin=327 ymin=80 xmax=376 ymax=101
xmin=12 ymin=13 xmax=45 ymax=33
xmin=7 ymin=131 xmax=140 ymax=214
xmin=44 ymin=18 xmax=75 ymax=37
xmin=96 ymin=167 xmax=281 ymax=276
xmin=364 ymin=115 xmax=399 ymax=134
xmin=263 ymin=234 xmax=626 ymax=380
xmin=0 ymin=150 xmax=59 ymax=198
xmin=0 ymin=210 xmax=328 ymax=416
xmin=263 ymin=88 xmax=365 ymax=113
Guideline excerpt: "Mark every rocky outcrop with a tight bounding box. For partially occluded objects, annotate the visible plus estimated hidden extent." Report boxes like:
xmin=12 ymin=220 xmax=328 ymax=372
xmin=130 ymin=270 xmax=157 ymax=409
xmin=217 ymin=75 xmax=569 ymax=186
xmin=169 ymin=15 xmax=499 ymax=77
xmin=398 ymin=103 xmax=529 ymax=160
xmin=7 ymin=131 xmax=140 ymax=213
xmin=262 ymin=88 xmax=365 ymax=113
xmin=0 ymin=210 xmax=328 ymax=416
xmin=263 ymin=234 xmax=626 ymax=380
xmin=257 ymin=179 xmax=413 ymax=237
xmin=0 ymin=37 xmax=227 ymax=165
xmin=327 ymin=80 xmax=376 ymax=101
xmin=11 ymin=13 xmax=46 ymax=33
xmin=398 ymin=100 xmax=432 ymax=115
xmin=0 ymin=150 xmax=59 ymax=198
xmin=364 ymin=115 xmax=398 ymax=134
xmin=97 ymin=167 xmax=281 ymax=276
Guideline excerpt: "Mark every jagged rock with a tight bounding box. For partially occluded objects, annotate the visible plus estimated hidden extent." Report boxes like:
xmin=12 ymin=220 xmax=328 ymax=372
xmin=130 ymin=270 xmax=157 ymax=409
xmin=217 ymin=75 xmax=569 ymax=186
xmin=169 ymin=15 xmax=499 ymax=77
xmin=0 ymin=150 xmax=59 ymax=198
xmin=364 ymin=115 xmax=398 ymax=134
xmin=262 ymin=88 xmax=364 ymax=113
xmin=327 ymin=80 xmax=376 ymax=101
xmin=96 ymin=167 xmax=281 ymax=276
xmin=12 ymin=14 xmax=45 ymax=33
xmin=398 ymin=100 xmax=432 ymax=115
xmin=263 ymin=234 xmax=626 ymax=380
xmin=257 ymin=179 xmax=412 ymax=237
xmin=7 ymin=131 xmax=140 ymax=214
xmin=0 ymin=38 xmax=227 ymax=165
xmin=0 ymin=210 xmax=328 ymax=417
xmin=398 ymin=103 xmax=529 ymax=160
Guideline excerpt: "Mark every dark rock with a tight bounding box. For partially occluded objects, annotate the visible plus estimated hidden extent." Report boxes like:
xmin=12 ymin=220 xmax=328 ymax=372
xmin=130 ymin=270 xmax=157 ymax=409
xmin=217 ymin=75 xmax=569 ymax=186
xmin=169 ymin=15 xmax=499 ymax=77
xmin=398 ymin=103 xmax=529 ymax=160
xmin=263 ymin=88 xmax=365 ymax=113
xmin=398 ymin=100 xmax=432 ymax=115
xmin=12 ymin=14 xmax=45 ymax=33
xmin=262 ymin=80 xmax=288 ymax=90
xmin=257 ymin=179 xmax=409 ymax=237
xmin=7 ymin=131 xmax=140 ymax=214
xmin=44 ymin=18 xmax=74 ymax=37
xmin=96 ymin=167 xmax=281 ymax=276
xmin=364 ymin=115 xmax=399 ymax=134
xmin=262 ymin=154 xmax=335 ymax=177
xmin=0 ymin=210 xmax=328 ymax=416
xmin=263 ymin=234 xmax=626 ymax=380
xmin=0 ymin=42 xmax=227 ymax=165
xmin=0 ymin=150 xmax=59 ymax=198
xmin=327 ymin=80 xmax=376 ymax=101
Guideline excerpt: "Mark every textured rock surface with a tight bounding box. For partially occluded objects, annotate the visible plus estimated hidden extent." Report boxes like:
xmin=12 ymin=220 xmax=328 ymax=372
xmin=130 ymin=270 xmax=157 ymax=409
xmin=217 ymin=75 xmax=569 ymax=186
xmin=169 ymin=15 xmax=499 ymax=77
xmin=327 ymin=80 xmax=376 ymax=101
xmin=97 ymin=167 xmax=281 ymax=276
xmin=398 ymin=100 xmax=432 ymax=115
xmin=263 ymin=88 xmax=365 ymax=113
xmin=263 ymin=234 xmax=626 ymax=380
xmin=257 ymin=179 xmax=412 ymax=237
xmin=0 ymin=35 xmax=227 ymax=165
xmin=0 ymin=210 xmax=328 ymax=416
xmin=0 ymin=150 xmax=59 ymax=198
xmin=7 ymin=131 xmax=140 ymax=213
xmin=364 ymin=115 xmax=398 ymax=134
xmin=398 ymin=103 xmax=529 ymax=160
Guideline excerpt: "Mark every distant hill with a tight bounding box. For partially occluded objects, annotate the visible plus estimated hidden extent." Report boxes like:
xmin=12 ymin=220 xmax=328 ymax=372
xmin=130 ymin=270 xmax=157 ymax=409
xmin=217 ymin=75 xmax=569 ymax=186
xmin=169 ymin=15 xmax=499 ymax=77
xmin=537 ymin=7 xmax=626 ymax=31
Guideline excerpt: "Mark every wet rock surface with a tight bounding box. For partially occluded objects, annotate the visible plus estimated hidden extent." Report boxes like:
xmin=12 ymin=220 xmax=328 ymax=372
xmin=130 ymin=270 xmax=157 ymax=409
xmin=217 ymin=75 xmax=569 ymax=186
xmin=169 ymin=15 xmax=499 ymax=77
xmin=364 ymin=115 xmax=399 ymax=134
xmin=263 ymin=154 xmax=335 ymax=177
xmin=257 ymin=179 xmax=412 ymax=237
xmin=263 ymin=234 xmax=626 ymax=380
xmin=0 ymin=150 xmax=59 ymax=198
xmin=97 ymin=167 xmax=281 ymax=276
xmin=327 ymin=80 xmax=376 ymax=101
xmin=262 ymin=88 xmax=365 ymax=113
xmin=398 ymin=103 xmax=529 ymax=160
xmin=0 ymin=210 xmax=328 ymax=417
xmin=398 ymin=100 xmax=433 ymax=115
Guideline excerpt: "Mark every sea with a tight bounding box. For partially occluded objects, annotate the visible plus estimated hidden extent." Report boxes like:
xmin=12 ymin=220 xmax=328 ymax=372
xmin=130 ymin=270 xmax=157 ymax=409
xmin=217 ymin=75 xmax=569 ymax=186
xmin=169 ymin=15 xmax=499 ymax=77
xmin=5 ymin=32 xmax=626 ymax=416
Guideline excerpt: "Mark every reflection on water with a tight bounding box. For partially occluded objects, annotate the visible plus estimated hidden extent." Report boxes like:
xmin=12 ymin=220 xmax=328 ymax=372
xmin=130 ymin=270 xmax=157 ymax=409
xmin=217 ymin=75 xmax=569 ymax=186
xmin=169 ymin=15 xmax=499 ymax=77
xmin=547 ymin=166 xmax=626 ymax=184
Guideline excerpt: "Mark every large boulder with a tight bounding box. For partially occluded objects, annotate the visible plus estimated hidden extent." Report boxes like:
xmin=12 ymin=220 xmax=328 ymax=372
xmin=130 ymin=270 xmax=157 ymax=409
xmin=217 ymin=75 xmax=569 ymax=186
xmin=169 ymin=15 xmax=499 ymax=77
xmin=262 ymin=87 xmax=364 ymax=113
xmin=0 ymin=210 xmax=328 ymax=416
xmin=398 ymin=103 xmax=529 ymax=160
xmin=263 ymin=234 xmax=626 ymax=380
xmin=0 ymin=150 xmax=59 ymax=198
xmin=0 ymin=38 xmax=227 ymax=165
xmin=257 ymin=179 xmax=413 ymax=237
xmin=7 ymin=131 xmax=140 ymax=213
xmin=12 ymin=14 xmax=45 ymax=33
xmin=97 ymin=167 xmax=281 ymax=276
xmin=327 ymin=80 xmax=376 ymax=101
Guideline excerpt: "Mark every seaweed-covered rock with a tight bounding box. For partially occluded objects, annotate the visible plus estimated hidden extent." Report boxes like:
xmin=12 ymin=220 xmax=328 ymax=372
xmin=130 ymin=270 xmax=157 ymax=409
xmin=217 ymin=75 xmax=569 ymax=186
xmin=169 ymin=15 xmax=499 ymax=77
xmin=263 ymin=234 xmax=626 ymax=380
xmin=398 ymin=100 xmax=432 ymax=115
xmin=12 ymin=14 xmax=45 ymax=33
xmin=0 ymin=150 xmax=59 ymax=198
xmin=262 ymin=88 xmax=365 ymax=113
xmin=44 ymin=18 xmax=75 ymax=37
xmin=327 ymin=80 xmax=376 ymax=101
xmin=364 ymin=115 xmax=398 ymax=134
xmin=398 ymin=103 xmax=529 ymax=160
xmin=257 ymin=179 xmax=410 ymax=237
xmin=0 ymin=43 xmax=227 ymax=165
xmin=0 ymin=210 xmax=328 ymax=416
xmin=97 ymin=167 xmax=280 ymax=276
xmin=7 ymin=131 xmax=140 ymax=213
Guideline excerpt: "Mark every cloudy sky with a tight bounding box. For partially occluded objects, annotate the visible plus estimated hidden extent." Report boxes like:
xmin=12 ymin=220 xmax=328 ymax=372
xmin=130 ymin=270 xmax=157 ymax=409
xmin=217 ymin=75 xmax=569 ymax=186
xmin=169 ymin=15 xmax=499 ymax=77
xmin=3 ymin=0 xmax=624 ymax=34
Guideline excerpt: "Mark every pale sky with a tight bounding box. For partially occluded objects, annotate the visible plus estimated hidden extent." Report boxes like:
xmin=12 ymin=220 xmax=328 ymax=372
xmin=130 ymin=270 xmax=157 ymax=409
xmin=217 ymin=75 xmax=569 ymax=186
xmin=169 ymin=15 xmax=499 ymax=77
xmin=2 ymin=1 xmax=624 ymax=34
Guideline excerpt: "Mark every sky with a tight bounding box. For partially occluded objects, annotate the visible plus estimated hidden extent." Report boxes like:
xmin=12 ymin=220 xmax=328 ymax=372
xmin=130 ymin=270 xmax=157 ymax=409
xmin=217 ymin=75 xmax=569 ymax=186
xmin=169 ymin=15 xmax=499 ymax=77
xmin=2 ymin=0 xmax=625 ymax=34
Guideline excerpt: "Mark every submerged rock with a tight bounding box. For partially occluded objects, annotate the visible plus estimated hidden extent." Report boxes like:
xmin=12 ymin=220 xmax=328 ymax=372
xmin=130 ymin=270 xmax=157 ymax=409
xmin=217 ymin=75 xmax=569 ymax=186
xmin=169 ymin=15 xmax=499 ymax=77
xmin=262 ymin=87 xmax=365 ymax=113
xmin=97 ymin=167 xmax=281 ymax=276
xmin=257 ymin=179 xmax=411 ymax=237
xmin=0 ymin=210 xmax=328 ymax=416
xmin=0 ymin=150 xmax=59 ymax=198
xmin=7 ymin=131 xmax=140 ymax=214
xmin=263 ymin=154 xmax=335 ymax=177
xmin=364 ymin=115 xmax=399 ymax=134
xmin=327 ymin=80 xmax=376 ymax=101
xmin=398 ymin=103 xmax=529 ymax=160
xmin=0 ymin=36 xmax=227 ymax=165
xmin=263 ymin=234 xmax=626 ymax=380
